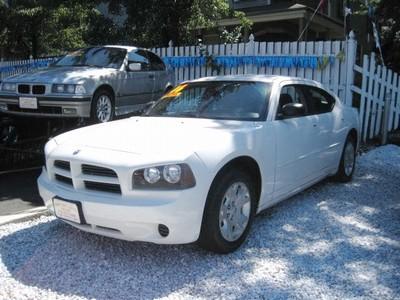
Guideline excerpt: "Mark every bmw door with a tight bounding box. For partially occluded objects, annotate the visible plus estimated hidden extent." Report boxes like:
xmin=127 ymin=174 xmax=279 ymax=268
xmin=146 ymin=51 xmax=169 ymax=100
xmin=118 ymin=49 xmax=155 ymax=113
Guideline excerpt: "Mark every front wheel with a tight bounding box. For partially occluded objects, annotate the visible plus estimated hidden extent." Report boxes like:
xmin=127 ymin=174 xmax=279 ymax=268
xmin=335 ymin=135 xmax=356 ymax=182
xmin=91 ymin=90 xmax=114 ymax=123
xmin=198 ymin=169 xmax=256 ymax=254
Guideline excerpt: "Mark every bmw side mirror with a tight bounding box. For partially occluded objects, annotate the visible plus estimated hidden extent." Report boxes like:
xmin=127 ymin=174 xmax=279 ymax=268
xmin=128 ymin=63 xmax=142 ymax=72
xmin=281 ymin=103 xmax=305 ymax=118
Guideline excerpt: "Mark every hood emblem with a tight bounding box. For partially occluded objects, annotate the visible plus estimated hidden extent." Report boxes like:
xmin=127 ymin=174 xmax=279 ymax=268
xmin=73 ymin=149 xmax=80 ymax=155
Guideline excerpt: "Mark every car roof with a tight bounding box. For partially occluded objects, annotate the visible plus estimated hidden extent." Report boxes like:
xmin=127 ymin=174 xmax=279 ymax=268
xmin=103 ymin=45 xmax=138 ymax=51
xmin=189 ymin=75 xmax=322 ymax=86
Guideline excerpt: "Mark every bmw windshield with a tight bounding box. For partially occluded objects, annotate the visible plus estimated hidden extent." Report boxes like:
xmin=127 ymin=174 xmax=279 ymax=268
xmin=54 ymin=47 xmax=127 ymax=69
xmin=146 ymin=81 xmax=271 ymax=121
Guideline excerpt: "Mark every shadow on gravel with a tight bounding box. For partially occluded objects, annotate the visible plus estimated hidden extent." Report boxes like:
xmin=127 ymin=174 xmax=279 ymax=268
xmin=0 ymin=148 xmax=399 ymax=299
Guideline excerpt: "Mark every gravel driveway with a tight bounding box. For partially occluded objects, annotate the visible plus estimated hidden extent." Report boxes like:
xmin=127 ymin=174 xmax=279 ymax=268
xmin=0 ymin=145 xmax=399 ymax=300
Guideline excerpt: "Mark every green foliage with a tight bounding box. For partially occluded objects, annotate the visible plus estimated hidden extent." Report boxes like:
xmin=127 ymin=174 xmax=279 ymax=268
xmin=377 ymin=0 xmax=400 ymax=72
xmin=0 ymin=0 xmax=246 ymax=58
xmin=0 ymin=0 xmax=120 ymax=59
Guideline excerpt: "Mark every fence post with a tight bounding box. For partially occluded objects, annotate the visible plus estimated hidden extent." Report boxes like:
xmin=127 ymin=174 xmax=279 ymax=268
xmin=344 ymin=31 xmax=357 ymax=106
xmin=245 ymin=34 xmax=255 ymax=74
xmin=167 ymin=40 xmax=173 ymax=57
xmin=381 ymin=92 xmax=392 ymax=145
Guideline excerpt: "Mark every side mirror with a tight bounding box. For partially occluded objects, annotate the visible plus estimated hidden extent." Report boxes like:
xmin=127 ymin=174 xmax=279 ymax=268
xmin=281 ymin=103 xmax=305 ymax=118
xmin=128 ymin=63 xmax=142 ymax=72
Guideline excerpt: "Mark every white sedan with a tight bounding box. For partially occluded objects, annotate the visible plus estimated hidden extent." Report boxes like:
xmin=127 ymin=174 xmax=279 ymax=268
xmin=38 ymin=75 xmax=359 ymax=253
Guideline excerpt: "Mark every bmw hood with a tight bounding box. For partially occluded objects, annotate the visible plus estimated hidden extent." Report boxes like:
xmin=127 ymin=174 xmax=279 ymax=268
xmin=4 ymin=66 xmax=117 ymax=84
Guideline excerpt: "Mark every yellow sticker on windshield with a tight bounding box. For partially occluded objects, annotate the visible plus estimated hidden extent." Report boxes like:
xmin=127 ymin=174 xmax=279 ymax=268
xmin=161 ymin=84 xmax=188 ymax=99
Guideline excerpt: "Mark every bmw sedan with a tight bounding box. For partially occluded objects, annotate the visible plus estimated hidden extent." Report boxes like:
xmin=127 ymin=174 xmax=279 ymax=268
xmin=37 ymin=75 xmax=359 ymax=253
xmin=0 ymin=46 xmax=174 ymax=123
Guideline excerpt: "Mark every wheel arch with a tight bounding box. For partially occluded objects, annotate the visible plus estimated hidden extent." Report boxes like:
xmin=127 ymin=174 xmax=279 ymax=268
xmin=93 ymin=84 xmax=115 ymax=102
xmin=209 ymin=155 xmax=262 ymax=211
xmin=348 ymin=128 xmax=359 ymax=151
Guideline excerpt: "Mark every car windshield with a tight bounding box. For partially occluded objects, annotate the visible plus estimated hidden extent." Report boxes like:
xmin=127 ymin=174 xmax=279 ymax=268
xmin=54 ymin=47 xmax=127 ymax=69
xmin=146 ymin=81 xmax=271 ymax=121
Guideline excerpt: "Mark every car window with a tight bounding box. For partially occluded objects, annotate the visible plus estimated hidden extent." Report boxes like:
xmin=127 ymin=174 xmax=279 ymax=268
xmin=146 ymin=51 xmax=165 ymax=71
xmin=127 ymin=50 xmax=150 ymax=71
xmin=277 ymin=85 xmax=308 ymax=118
xmin=303 ymin=86 xmax=336 ymax=114
xmin=146 ymin=81 xmax=272 ymax=121
xmin=54 ymin=47 xmax=126 ymax=69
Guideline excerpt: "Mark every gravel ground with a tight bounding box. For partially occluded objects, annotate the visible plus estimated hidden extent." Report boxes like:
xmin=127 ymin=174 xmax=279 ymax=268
xmin=0 ymin=145 xmax=399 ymax=300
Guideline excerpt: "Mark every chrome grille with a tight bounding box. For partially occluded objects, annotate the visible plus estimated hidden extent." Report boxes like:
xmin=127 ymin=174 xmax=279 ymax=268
xmin=32 ymin=85 xmax=45 ymax=94
xmin=18 ymin=84 xmax=30 ymax=94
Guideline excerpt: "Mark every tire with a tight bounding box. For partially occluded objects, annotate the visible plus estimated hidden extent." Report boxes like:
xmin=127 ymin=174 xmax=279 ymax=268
xmin=91 ymin=89 xmax=115 ymax=123
xmin=198 ymin=169 xmax=256 ymax=254
xmin=335 ymin=135 xmax=356 ymax=182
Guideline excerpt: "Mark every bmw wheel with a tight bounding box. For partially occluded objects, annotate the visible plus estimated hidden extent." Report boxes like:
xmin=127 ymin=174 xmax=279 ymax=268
xmin=199 ymin=169 xmax=256 ymax=253
xmin=91 ymin=89 xmax=114 ymax=123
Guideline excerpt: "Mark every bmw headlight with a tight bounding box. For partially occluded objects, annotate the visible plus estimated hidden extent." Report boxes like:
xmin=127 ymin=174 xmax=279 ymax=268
xmin=1 ymin=82 xmax=16 ymax=92
xmin=52 ymin=84 xmax=86 ymax=94
xmin=133 ymin=163 xmax=195 ymax=190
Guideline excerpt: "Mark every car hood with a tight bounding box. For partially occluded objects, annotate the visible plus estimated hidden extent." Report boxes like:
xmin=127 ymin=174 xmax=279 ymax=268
xmin=53 ymin=117 xmax=260 ymax=160
xmin=4 ymin=66 xmax=117 ymax=84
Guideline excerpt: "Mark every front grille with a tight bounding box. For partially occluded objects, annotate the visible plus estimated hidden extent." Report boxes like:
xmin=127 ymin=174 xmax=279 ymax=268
xmin=54 ymin=160 xmax=70 ymax=171
xmin=32 ymin=85 xmax=45 ymax=94
xmin=8 ymin=104 xmax=62 ymax=114
xmin=18 ymin=84 xmax=30 ymax=94
xmin=84 ymin=181 xmax=121 ymax=194
xmin=55 ymin=174 xmax=73 ymax=186
xmin=81 ymin=164 xmax=118 ymax=178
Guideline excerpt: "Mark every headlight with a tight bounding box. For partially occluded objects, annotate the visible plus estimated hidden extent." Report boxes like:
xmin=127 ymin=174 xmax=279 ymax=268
xmin=133 ymin=163 xmax=195 ymax=190
xmin=52 ymin=84 xmax=86 ymax=94
xmin=1 ymin=82 xmax=16 ymax=92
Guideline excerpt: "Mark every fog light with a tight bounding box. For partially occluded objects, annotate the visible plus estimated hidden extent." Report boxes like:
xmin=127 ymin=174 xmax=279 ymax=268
xmin=158 ymin=224 xmax=169 ymax=237
xmin=62 ymin=108 xmax=77 ymax=115
xmin=0 ymin=103 xmax=7 ymax=110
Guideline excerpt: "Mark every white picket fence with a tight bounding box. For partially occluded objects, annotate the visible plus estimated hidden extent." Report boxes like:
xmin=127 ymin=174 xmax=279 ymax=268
xmin=151 ymin=34 xmax=356 ymax=106
xmin=352 ymin=53 xmax=400 ymax=142
xmin=0 ymin=58 xmax=56 ymax=81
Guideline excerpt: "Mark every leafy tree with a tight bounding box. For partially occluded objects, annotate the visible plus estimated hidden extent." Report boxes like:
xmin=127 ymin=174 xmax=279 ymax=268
xmin=377 ymin=0 xmax=400 ymax=72
xmin=0 ymin=0 xmax=121 ymax=59
xmin=112 ymin=0 xmax=248 ymax=47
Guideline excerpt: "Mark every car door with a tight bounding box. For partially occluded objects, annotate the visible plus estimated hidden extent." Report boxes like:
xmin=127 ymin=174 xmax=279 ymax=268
xmin=272 ymin=83 xmax=321 ymax=198
xmin=302 ymin=85 xmax=338 ymax=171
xmin=146 ymin=51 xmax=168 ymax=100
xmin=119 ymin=49 xmax=155 ymax=110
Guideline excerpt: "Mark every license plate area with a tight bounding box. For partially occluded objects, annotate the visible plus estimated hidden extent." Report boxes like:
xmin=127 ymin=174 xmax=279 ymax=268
xmin=53 ymin=197 xmax=85 ymax=224
xmin=19 ymin=97 xmax=38 ymax=109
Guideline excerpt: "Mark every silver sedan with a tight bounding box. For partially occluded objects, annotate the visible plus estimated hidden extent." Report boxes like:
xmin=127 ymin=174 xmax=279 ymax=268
xmin=0 ymin=46 xmax=174 ymax=122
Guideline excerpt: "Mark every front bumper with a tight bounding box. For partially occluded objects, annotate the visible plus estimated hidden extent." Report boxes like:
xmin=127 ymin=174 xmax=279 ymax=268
xmin=0 ymin=94 xmax=91 ymax=118
xmin=37 ymin=157 xmax=209 ymax=244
